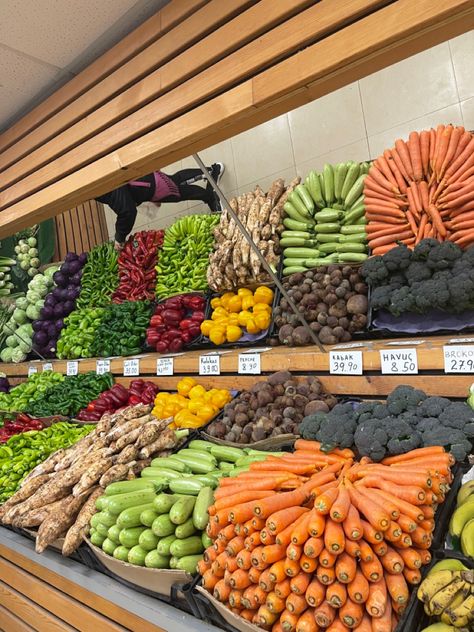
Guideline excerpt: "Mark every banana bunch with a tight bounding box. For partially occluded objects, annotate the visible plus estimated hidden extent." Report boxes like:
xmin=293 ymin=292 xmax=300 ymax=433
xmin=449 ymin=480 xmax=474 ymax=558
xmin=418 ymin=566 xmax=474 ymax=628
xmin=281 ymin=161 xmax=370 ymax=276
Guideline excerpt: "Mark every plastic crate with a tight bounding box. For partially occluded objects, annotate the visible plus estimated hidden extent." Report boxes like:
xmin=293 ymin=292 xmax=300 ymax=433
xmin=431 ymin=463 xmax=466 ymax=551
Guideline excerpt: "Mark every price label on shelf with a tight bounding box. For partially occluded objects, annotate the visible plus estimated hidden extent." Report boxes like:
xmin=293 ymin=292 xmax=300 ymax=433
xmin=66 ymin=361 xmax=78 ymax=376
xmin=156 ymin=357 xmax=174 ymax=376
xmin=199 ymin=355 xmax=220 ymax=376
xmin=329 ymin=351 xmax=363 ymax=375
xmin=380 ymin=348 xmax=418 ymax=374
xmin=443 ymin=345 xmax=474 ymax=373
xmin=42 ymin=362 xmax=53 ymax=372
xmin=238 ymin=352 xmax=261 ymax=375
xmin=96 ymin=359 xmax=110 ymax=375
xmin=123 ymin=358 xmax=140 ymax=377
xmin=28 ymin=365 xmax=38 ymax=377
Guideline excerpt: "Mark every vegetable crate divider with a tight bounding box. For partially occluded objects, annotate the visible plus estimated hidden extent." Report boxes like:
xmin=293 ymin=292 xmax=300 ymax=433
xmin=396 ymin=550 xmax=474 ymax=632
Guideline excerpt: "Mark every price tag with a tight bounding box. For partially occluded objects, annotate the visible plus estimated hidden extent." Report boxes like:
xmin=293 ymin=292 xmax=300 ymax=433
xmin=66 ymin=361 xmax=78 ymax=376
xmin=380 ymin=348 xmax=418 ymax=374
xmin=199 ymin=355 xmax=220 ymax=376
xmin=123 ymin=358 xmax=140 ymax=377
xmin=96 ymin=359 xmax=110 ymax=375
xmin=28 ymin=365 xmax=37 ymax=377
xmin=329 ymin=351 xmax=363 ymax=375
xmin=443 ymin=345 xmax=474 ymax=373
xmin=156 ymin=357 xmax=174 ymax=376
xmin=42 ymin=362 xmax=53 ymax=372
xmin=238 ymin=352 xmax=261 ymax=375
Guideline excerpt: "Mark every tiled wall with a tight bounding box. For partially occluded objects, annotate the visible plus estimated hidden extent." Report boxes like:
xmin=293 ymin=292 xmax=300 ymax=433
xmin=104 ymin=33 xmax=474 ymax=239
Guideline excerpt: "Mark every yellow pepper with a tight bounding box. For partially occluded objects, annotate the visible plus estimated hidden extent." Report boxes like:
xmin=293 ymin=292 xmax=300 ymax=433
xmin=226 ymin=325 xmax=243 ymax=343
xmin=211 ymin=306 xmax=228 ymax=320
xmin=209 ymin=325 xmax=226 ymax=345
xmin=177 ymin=377 xmax=197 ymax=397
xmin=210 ymin=297 xmax=222 ymax=309
xmin=238 ymin=311 xmax=252 ymax=327
xmin=214 ymin=316 xmax=229 ymax=327
xmin=189 ymin=384 xmax=207 ymax=400
xmin=254 ymin=286 xmax=274 ymax=305
xmin=212 ymin=390 xmax=230 ymax=408
xmin=197 ymin=403 xmax=218 ymax=422
xmin=227 ymin=313 xmax=240 ymax=326
xmin=227 ymin=295 xmax=242 ymax=313
xmin=237 ymin=288 xmax=253 ymax=297
xmin=174 ymin=410 xmax=202 ymax=428
xmin=254 ymin=311 xmax=271 ymax=330
xmin=241 ymin=295 xmax=255 ymax=311
xmin=200 ymin=319 xmax=214 ymax=336
xmin=245 ymin=317 xmax=260 ymax=335
xmin=253 ymin=303 xmax=271 ymax=314
xmin=220 ymin=292 xmax=235 ymax=309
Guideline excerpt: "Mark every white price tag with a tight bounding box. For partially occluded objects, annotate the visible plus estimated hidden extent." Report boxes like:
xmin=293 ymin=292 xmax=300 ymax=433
xmin=123 ymin=358 xmax=140 ymax=377
xmin=443 ymin=345 xmax=474 ymax=373
xmin=66 ymin=361 xmax=78 ymax=376
xmin=96 ymin=359 xmax=110 ymax=375
xmin=380 ymin=348 xmax=418 ymax=374
xmin=199 ymin=355 xmax=220 ymax=376
xmin=156 ymin=357 xmax=174 ymax=376
xmin=42 ymin=362 xmax=53 ymax=372
xmin=28 ymin=365 xmax=37 ymax=377
xmin=238 ymin=353 xmax=261 ymax=375
xmin=329 ymin=351 xmax=363 ymax=375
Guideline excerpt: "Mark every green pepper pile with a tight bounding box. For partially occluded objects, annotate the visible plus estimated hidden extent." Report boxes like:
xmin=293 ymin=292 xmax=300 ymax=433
xmin=156 ymin=214 xmax=219 ymax=299
xmin=0 ymin=422 xmax=94 ymax=503
xmin=90 ymin=300 xmax=152 ymax=357
xmin=76 ymin=242 xmax=118 ymax=309
xmin=0 ymin=371 xmax=64 ymax=412
xmin=56 ymin=307 xmax=105 ymax=359
xmin=28 ymin=371 xmax=114 ymax=418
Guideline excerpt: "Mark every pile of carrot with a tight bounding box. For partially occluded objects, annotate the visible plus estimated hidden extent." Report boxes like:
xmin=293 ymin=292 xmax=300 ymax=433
xmin=198 ymin=442 xmax=452 ymax=631
xmin=365 ymin=126 xmax=474 ymax=254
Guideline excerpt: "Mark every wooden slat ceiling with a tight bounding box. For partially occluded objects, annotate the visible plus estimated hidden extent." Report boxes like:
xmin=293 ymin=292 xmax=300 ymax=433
xmin=0 ymin=0 xmax=473 ymax=238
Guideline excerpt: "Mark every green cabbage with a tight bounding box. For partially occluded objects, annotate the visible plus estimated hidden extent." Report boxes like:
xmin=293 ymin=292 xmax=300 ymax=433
xmin=0 ymin=348 xmax=13 ymax=363
xmin=11 ymin=348 xmax=27 ymax=363
xmin=12 ymin=308 xmax=27 ymax=325
xmin=6 ymin=335 xmax=18 ymax=348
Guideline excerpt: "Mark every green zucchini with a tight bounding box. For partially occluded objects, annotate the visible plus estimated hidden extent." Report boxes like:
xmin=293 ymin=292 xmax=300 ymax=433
xmin=304 ymin=255 xmax=339 ymax=268
xmin=280 ymin=230 xmax=312 ymax=240
xmin=295 ymin=184 xmax=315 ymax=214
xmin=339 ymin=233 xmax=367 ymax=243
xmin=323 ymin=164 xmax=335 ymax=204
xmin=176 ymin=448 xmax=217 ymax=462
xmin=95 ymin=511 xmax=116 ymax=528
xmin=95 ymin=522 xmax=110 ymax=538
xmin=193 ymin=486 xmax=214 ymax=531
xmin=152 ymin=514 xmax=176 ymax=537
xmin=218 ymin=461 xmax=234 ymax=471
xmin=101 ymin=538 xmax=117 ymax=556
xmin=288 ymin=190 xmax=312 ymax=218
xmin=334 ymin=163 xmax=349 ymax=202
xmin=95 ymin=496 xmax=109 ymax=511
xmin=141 ymin=467 xmax=183 ymax=480
xmin=169 ymin=556 xmax=179 ymax=569
xmin=140 ymin=508 xmax=159 ymax=527
xmin=192 ymin=474 xmax=218 ymax=488
xmin=279 ymin=238 xmax=318 ymax=248
xmin=337 ymin=253 xmax=368 ymax=262
xmin=107 ymin=524 xmax=121 ymax=544
xmin=171 ymin=454 xmax=215 ymax=475
xmin=119 ymin=526 xmax=147 ymax=548
xmin=313 ymin=223 xmax=340 ymax=233
xmin=283 ymin=257 xmax=309 ymax=268
xmin=307 ymin=171 xmax=325 ymax=208
xmin=335 ymin=242 xmax=367 ymax=253
xmin=116 ymin=503 xmax=155 ymax=529
xmin=170 ymin=535 xmax=204 ymax=558
xmin=209 ymin=445 xmax=244 ymax=462
xmin=149 ymin=457 xmax=191 ymax=473
xmin=202 ymin=532 xmax=213 ymax=548
xmin=283 ymin=247 xmax=320 ymax=259
xmin=106 ymin=490 xmax=157 ymax=515
xmin=153 ymin=494 xmax=182 ymax=514
xmin=317 ymin=233 xmax=342 ymax=243
xmin=157 ymin=534 xmax=177 ymax=556
xmin=283 ymin=218 xmax=314 ymax=232
xmin=342 ymin=204 xmax=365 ymax=225
xmin=355 ymin=216 xmax=367 ymax=225
xmin=284 ymin=201 xmax=312 ymax=224
xmin=175 ymin=518 xmax=197 ymax=539
xmin=139 ymin=529 xmax=161 ymax=551
xmin=170 ymin=496 xmax=196 ymax=525
xmin=105 ymin=479 xmax=155 ymax=496
xmin=176 ymin=555 xmax=203 ymax=574
xmin=318 ymin=242 xmax=339 ymax=255
xmin=90 ymin=514 xmax=102 ymax=529
xmin=145 ymin=550 xmax=170 ymax=569
xmin=169 ymin=478 xmax=204 ymax=495
xmin=128 ymin=545 xmax=147 ymax=566
xmin=90 ymin=532 xmax=105 ymax=547
xmin=314 ymin=209 xmax=343 ymax=223
xmin=341 ymin=163 xmax=361 ymax=202
xmin=188 ymin=440 xmax=214 ymax=452
xmin=113 ymin=546 xmax=130 ymax=562
xmin=340 ymin=225 xmax=367 ymax=234
xmin=344 ymin=174 xmax=366 ymax=208
xmin=283 ymin=266 xmax=307 ymax=276
xmin=235 ymin=454 xmax=266 ymax=467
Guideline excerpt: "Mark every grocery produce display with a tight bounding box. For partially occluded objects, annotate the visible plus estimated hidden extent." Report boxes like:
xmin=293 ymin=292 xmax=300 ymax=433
xmin=199 ymin=443 xmax=451 ymax=631
xmin=449 ymin=479 xmax=474 ymax=558
xmin=271 ymin=265 xmax=368 ymax=346
xmin=0 ymin=412 xmax=44 ymax=443
xmin=204 ymin=371 xmax=336 ymax=443
xmin=156 ymin=215 xmax=219 ymax=299
xmin=0 ymin=370 xmax=64 ymax=412
xmin=300 ymin=384 xmax=474 ymax=462
xmin=76 ymin=380 xmax=159 ymax=422
xmin=112 ymin=230 xmax=164 ymax=303
xmin=282 ymin=162 xmax=369 ymax=275
xmin=76 ymin=242 xmax=119 ymax=309
xmin=362 ymin=239 xmax=474 ymax=317
xmin=201 ymin=286 xmax=274 ymax=345
xmin=152 ymin=378 xmax=232 ymax=429
xmin=365 ymin=127 xmax=474 ymax=254
xmin=207 ymin=179 xmax=292 ymax=291
xmin=0 ymin=404 xmax=188 ymax=554
xmin=33 ymin=252 xmax=87 ymax=357
xmin=146 ymin=293 xmax=206 ymax=353
xmin=0 ymin=421 xmax=93 ymax=503
xmin=56 ymin=307 xmax=106 ymax=359
xmin=89 ymin=300 xmax=152 ymax=358
xmin=417 ymin=561 xmax=474 ymax=629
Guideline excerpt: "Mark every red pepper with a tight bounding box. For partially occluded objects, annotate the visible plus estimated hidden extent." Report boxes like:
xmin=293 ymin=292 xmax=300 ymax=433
xmin=183 ymin=295 xmax=206 ymax=311
xmin=191 ymin=310 xmax=205 ymax=323
xmin=188 ymin=323 xmax=201 ymax=338
xmin=150 ymin=315 xmax=164 ymax=327
xmin=147 ymin=331 xmax=161 ymax=346
xmin=166 ymin=328 xmax=182 ymax=340
xmin=179 ymin=319 xmax=194 ymax=330
xmin=181 ymin=331 xmax=193 ymax=344
xmin=154 ymin=304 xmax=165 ymax=314
xmin=164 ymin=297 xmax=183 ymax=310
xmin=87 ymin=402 xmax=96 ymax=412
xmin=130 ymin=380 xmax=145 ymax=392
xmin=156 ymin=340 xmax=169 ymax=354
xmin=16 ymin=413 xmax=32 ymax=424
xmin=169 ymin=338 xmax=184 ymax=352
xmin=162 ymin=309 xmax=184 ymax=324
xmin=128 ymin=394 xmax=143 ymax=406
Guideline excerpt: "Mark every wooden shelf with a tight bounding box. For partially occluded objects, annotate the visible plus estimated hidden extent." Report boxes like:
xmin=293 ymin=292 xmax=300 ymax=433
xmin=3 ymin=334 xmax=473 ymax=397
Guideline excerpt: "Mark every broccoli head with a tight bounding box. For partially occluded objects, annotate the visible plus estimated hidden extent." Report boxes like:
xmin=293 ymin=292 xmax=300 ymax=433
xmin=412 ymin=238 xmax=441 ymax=261
xmin=438 ymin=402 xmax=474 ymax=430
xmin=421 ymin=426 xmax=471 ymax=461
xmin=299 ymin=411 xmax=326 ymax=440
xmin=388 ymin=286 xmax=416 ymax=316
xmin=426 ymin=241 xmax=463 ymax=270
xmin=461 ymin=245 xmax=474 ymax=268
xmin=416 ymin=417 xmax=440 ymax=433
xmin=412 ymin=279 xmax=450 ymax=312
xmin=404 ymin=261 xmax=432 ymax=286
xmin=386 ymin=385 xmax=426 ymax=415
xmin=383 ymin=418 xmax=422 ymax=455
xmin=316 ymin=404 xmax=357 ymax=451
xmin=371 ymin=285 xmax=397 ymax=311
xmin=383 ymin=243 xmax=412 ymax=272
xmin=361 ymin=256 xmax=389 ymax=286
xmin=389 ymin=273 xmax=409 ymax=286
xmin=418 ymin=396 xmax=451 ymax=418
xmin=448 ymin=273 xmax=474 ymax=311
xmin=354 ymin=420 xmax=388 ymax=461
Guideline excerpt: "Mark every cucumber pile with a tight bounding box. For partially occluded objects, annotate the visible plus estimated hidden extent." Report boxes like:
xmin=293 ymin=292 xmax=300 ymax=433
xmin=281 ymin=162 xmax=370 ymax=276
xmin=88 ymin=441 xmax=276 ymax=573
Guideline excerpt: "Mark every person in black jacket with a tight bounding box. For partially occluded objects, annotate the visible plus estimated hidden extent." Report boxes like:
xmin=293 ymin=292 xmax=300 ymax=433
xmin=97 ymin=163 xmax=224 ymax=248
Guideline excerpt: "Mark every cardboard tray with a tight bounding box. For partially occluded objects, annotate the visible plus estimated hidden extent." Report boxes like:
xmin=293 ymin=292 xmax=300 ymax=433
xmin=195 ymin=583 xmax=261 ymax=632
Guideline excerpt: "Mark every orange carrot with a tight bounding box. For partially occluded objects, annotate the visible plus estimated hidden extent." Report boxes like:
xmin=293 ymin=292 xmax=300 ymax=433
xmin=295 ymin=608 xmax=318 ymax=632
xmin=360 ymin=476 xmax=426 ymax=506
xmin=228 ymin=589 xmax=243 ymax=609
xmin=286 ymin=543 xmax=303 ymax=562
xmin=319 ymin=548 xmax=337 ymax=568
xmin=213 ymin=579 xmax=231 ymax=602
xmin=254 ymin=479 xmax=328 ymax=518
xmin=420 ymin=130 xmax=431 ymax=178
xmin=266 ymin=591 xmax=286 ymax=614
xmin=303 ymin=536 xmax=324 ymax=559
xmin=256 ymin=605 xmax=278 ymax=627
xmin=280 ymin=608 xmax=299 ymax=631
xmin=372 ymin=540 xmax=388 ymax=557
xmin=380 ymin=545 xmax=404 ymax=574
xmin=403 ymin=567 xmax=421 ymax=585
xmin=384 ymin=571 xmax=409 ymax=605
xmin=269 ymin=560 xmax=287 ymax=583
xmin=330 ymin=487 xmax=351 ymax=523
xmin=202 ymin=569 xmax=219 ymax=591
xmin=248 ymin=566 xmax=262 ymax=584
xmin=286 ymin=592 xmax=308 ymax=616
xmin=368 ymin=165 xmax=397 ymax=193
xmin=316 ymin=563 xmax=336 ymax=586
xmin=325 ymin=582 xmax=347 ymax=609
xmin=384 ymin=150 xmax=407 ymax=193
xmin=259 ymin=568 xmax=276 ymax=592
xmin=300 ymin=554 xmax=317 ymax=574
xmin=390 ymin=147 xmax=411 ymax=182
xmin=357 ymin=484 xmax=401 ymax=518
xmin=360 ymin=556 xmax=383 ymax=583
xmin=335 ymin=552 xmax=357 ymax=584
xmin=229 ymin=568 xmax=252 ymax=591
xmin=414 ymin=548 xmax=431 ymax=565
xmin=384 ymin=520 xmax=402 ymax=544
xmin=342 ymin=504 xmax=362 ymax=541
xmin=366 ymin=578 xmax=387 ymax=617
xmin=339 ymin=598 xmax=364 ymax=628
xmin=367 ymin=489 xmax=424 ymax=523
xmin=262 ymin=544 xmax=286 ymax=565
xmin=308 ymin=511 xmax=326 ymax=538
xmin=226 ymin=536 xmax=245 ymax=557
xmin=395 ymin=139 xmax=414 ymax=181
xmin=371 ymin=597 xmax=392 ymax=632
xmin=261 ymin=528 xmax=276 ymax=545
xmin=277 ymin=512 xmax=310 ymax=547
xmin=445 ymin=134 xmax=474 ymax=178
xmin=291 ymin=512 xmax=313 ymax=545
xmin=360 ymin=519 xmax=383 ymax=544
xmin=284 ymin=558 xmax=300 ymax=578
xmin=324 ymin=518 xmax=345 ymax=554
xmin=245 ymin=532 xmax=261 ymax=550
xmin=214 ymin=490 xmax=275 ymax=512
xmin=368 ymin=230 xmax=413 ymax=249
xmin=251 ymin=546 xmax=268 ymax=570
xmin=440 ymin=126 xmax=462 ymax=178
xmin=305 ymin=579 xmax=325 ymax=607
xmin=241 ymin=609 xmax=256 ymax=622
xmin=344 ymin=539 xmax=361 ymax=559
xmin=419 ymin=519 xmax=435 ymax=533
xmin=375 ymin=156 xmax=400 ymax=191
xmin=355 ymin=613 xmax=373 ymax=632
xmin=267 ymin=507 xmax=309 ymax=534
xmin=396 ymin=547 xmax=421 ymax=571
xmin=358 ymin=540 xmax=375 ymax=563
xmin=288 ymin=571 xmax=311 ymax=596
xmin=382 ymin=446 xmax=446 ymax=465
xmin=347 ymin=568 xmax=369 ymax=604
xmin=225 ymin=557 xmax=240 ymax=573
xmin=409 ymin=132 xmax=423 ymax=181
xmin=275 ymin=578 xmax=292 ymax=599
xmin=314 ymin=601 xmax=336 ymax=628
xmin=229 ymin=501 xmax=262 ymax=524
xmin=435 ymin=125 xmax=453 ymax=177
xmin=243 ymin=585 xmax=267 ymax=608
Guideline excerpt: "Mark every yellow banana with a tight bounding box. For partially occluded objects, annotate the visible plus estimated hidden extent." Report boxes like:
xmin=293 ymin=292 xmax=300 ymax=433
xmin=445 ymin=593 xmax=474 ymax=627
xmin=418 ymin=571 xmax=460 ymax=604
xmin=429 ymin=578 xmax=466 ymax=615
xmin=457 ymin=480 xmax=474 ymax=506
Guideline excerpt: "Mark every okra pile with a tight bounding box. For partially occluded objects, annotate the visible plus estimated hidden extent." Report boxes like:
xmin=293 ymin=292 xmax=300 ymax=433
xmin=88 ymin=440 xmax=276 ymax=572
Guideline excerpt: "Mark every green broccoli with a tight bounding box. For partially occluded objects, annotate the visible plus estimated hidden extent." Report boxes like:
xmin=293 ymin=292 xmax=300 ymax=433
xmin=360 ymin=256 xmax=389 ymax=286
xmin=299 ymin=412 xmax=325 ymax=440
xmin=412 ymin=238 xmax=441 ymax=261
xmin=386 ymin=385 xmax=426 ymax=415
xmin=418 ymin=396 xmax=451 ymax=418
xmin=388 ymin=286 xmax=416 ymax=316
xmin=426 ymin=241 xmax=463 ymax=270
xmin=371 ymin=285 xmax=398 ymax=311
xmin=438 ymin=402 xmax=474 ymax=430
xmin=383 ymin=243 xmax=412 ymax=271
xmin=354 ymin=420 xmax=388 ymax=461
xmin=412 ymin=279 xmax=450 ymax=312
xmin=404 ymin=261 xmax=432 ymax=286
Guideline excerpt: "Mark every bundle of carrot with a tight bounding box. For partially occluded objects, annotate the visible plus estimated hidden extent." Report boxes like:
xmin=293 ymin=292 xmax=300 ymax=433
xmin=365 ymin=126 xmax=474 ymax=254
xmin=198 ymin=442 xmax=453 ymax=632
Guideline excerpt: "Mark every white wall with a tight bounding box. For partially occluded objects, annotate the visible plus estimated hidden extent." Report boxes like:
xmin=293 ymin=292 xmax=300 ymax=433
xmin=104 ymin=32 xmax=474 ymax=239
